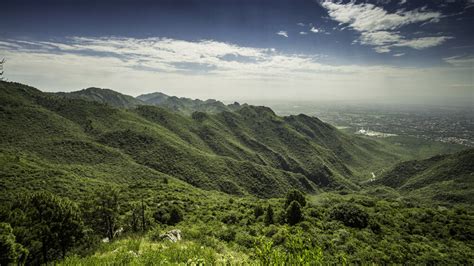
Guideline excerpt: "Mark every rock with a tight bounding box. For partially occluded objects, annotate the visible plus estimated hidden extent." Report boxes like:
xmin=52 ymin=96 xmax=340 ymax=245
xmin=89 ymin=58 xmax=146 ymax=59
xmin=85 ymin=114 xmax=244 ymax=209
xmin=113 ymin=227 xmax=124 ymax=238
xmin=159 ymin=229 xmax=182 ymax=242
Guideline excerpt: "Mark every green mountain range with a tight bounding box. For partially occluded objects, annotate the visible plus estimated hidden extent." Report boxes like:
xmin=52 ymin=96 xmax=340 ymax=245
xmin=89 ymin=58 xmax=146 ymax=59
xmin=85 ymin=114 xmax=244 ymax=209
xmin=1 ymin=81 xmax=473 ymax=265
xmin=1 ymin=81 xmax=408 ymax=198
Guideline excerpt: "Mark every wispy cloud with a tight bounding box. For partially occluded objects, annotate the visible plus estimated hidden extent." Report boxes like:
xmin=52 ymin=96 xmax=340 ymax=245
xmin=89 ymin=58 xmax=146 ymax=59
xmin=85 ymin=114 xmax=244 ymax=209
xmin=393 ymin=53 xmax=405 ymax=57
xmin=276 ymin=31 xmax=288 ymax=38
xmin=297 ymin=22 xmax=306 ymax=26
xmin=443 ymin=55 xmax=474 ymax=67
xmin=321 ymin=0 xmax=450 ymax=53
xmin=299 ymin=32 xmax=308 ymax=35
xmin=0 ymin=37 xmax=470 ymax=103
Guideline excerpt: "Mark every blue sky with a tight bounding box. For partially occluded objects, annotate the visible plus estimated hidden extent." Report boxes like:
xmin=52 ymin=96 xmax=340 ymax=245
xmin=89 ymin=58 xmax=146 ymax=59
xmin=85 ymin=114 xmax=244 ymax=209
xmin=0 ymin=0 xmax=473 ymax=106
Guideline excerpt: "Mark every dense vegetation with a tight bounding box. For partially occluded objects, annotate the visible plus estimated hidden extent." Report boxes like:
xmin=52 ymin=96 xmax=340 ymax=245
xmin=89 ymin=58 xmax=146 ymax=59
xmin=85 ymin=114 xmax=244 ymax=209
xmin=0 ymin=81 xmax=473 ymax=264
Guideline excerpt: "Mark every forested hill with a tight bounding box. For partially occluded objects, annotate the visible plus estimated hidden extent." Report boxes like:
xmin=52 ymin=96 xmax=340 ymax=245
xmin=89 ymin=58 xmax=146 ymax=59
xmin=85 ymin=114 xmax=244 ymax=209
xmin=55 ymin=87 xmax=244 ymax=114
xmin=1 ymin=81 xmax=400 ymax=198
xmin=137 ymin=91 xmax=244 ymax=114
xmin=55 ymin=87 xmax=145 ymax=108
xmin=373 ymin=148 xmax=474 ymax=204
xmin=1 ymin=81 xmax=473 ymax=265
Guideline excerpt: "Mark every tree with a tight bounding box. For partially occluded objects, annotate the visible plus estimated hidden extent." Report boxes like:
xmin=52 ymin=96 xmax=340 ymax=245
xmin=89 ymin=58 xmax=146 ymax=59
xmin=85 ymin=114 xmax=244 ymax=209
xmin=0 ymin=223 xmax=27 ymax=265
xmin=285 ymin=189 xmax=306 ymax=208
xmin=93 ymin=187 xmax=120 ymax=239
xmin=9 ymin=192 xmax=84 ymax=264
xmin=0 ymin=58 xmax=4 ymax=80
xmin=254 ymin=205 xmax=265 ymax=219
xmin=330 ymin=203 xmax=369 ymax=229
xmin=264 ymin=205 xmax=274 ymax=225
xmin=286 ymin=201 xmax=303 ymax=225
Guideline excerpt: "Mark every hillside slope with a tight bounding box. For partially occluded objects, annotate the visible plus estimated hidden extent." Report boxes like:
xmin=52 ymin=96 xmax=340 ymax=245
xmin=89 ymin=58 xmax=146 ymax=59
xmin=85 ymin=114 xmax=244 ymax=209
xmin=1 ymin=81 xmax=406 ymax=198
xmin=373 ymin=149 xmax=474 ymax=204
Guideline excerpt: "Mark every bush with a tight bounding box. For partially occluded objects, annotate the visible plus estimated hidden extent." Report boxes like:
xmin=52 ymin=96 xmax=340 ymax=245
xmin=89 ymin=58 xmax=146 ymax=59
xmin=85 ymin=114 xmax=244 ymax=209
xmin=153 ymin=205 xmax=183 ymax=225
xmin=330 ymin=203 xmax=369 ymax=229
xmin=217 ymin=227 xmax=236 ymax=242
xmin=168 ymin=206 xmax=183 ymax=225
xmin=222 ymin=212 xmax=239 ymax=224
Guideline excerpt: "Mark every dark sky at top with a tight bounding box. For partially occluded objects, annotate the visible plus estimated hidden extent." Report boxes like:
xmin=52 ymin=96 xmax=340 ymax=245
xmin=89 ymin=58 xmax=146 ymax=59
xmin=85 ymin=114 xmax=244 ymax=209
xmin=0 ymin=0 xmax=472 ymax=105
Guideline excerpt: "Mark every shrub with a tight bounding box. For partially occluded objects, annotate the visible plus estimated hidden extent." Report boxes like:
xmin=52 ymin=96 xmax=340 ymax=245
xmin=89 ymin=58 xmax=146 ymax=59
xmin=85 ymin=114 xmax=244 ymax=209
xmin=217 ymin=227 xmax=236 ymax=242
xmin=222 ymin=212 xmax=239 ymax=224
xmin=168 ymin=206 xmax=183 ymax=225
xmin=153 ymin=205 xmax=183 ymax=225
xmin=330 ymin=203 xmax=369 ymax=229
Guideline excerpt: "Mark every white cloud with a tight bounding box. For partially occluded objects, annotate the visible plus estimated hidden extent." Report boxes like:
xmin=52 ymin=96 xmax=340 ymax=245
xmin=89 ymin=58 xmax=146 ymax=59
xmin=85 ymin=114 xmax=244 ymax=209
xmin=360 ymin=31 xmax=402 ymax=46
xmin=0 ymin=37 xmax=471 ymax=105
xmin=393 ymin=53 xmax=405 ymax=57
xmin=310 ymin=27 xmax=320 ymax=33
xmin=393 ymin=36 xmax=452 ymax=49
xmin=276 ymin=31 xmax=288 ymax=38
xmin=321 ymin=1 xmax=441 ymax=32
xmin=321 ymin=0 xmax=450 ymax=53
xmin=300 ymin=32 xmax=308 ymax=35
xmin=443 ymin=55 xmax=474 ymax=67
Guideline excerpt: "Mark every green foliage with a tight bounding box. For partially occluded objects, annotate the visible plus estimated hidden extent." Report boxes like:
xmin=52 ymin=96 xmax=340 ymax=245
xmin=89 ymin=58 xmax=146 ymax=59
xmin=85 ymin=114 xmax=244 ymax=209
xmin=1 ymin=81 xmax=474 ymax=264
xmin=254 ymin=205 xmax=265 ymax=218
xmin=330 ymin=203 xmax=369 ymax=228
xmin=285 ymin=189 xmax=307 ymax=208
xmin=90 ymin=186 xmax=120 ymax=239
xmin=168 ymin=205 xmax=184 ymax=225
xmin=153 ymin=204 xmax=183 ymax=226
xmin=373 ymin=149 xmax=474 ymax=205
xmin=264 ymin=205 xmax=274 ymax=225
xmin=254 ymin=233 xmax=324 ymax=265
xmin=0 ymin=222 xmax=27 ymax=265
xmin=7 ymin=192 xmax=85 ymax=264
xmin=286 ymin=201 xmax=304 ymax=225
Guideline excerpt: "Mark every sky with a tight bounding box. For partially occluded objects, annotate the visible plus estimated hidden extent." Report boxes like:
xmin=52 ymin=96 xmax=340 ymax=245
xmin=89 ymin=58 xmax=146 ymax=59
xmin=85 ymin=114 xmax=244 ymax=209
xmin=0 ymin=0 xmax=473 ymax=106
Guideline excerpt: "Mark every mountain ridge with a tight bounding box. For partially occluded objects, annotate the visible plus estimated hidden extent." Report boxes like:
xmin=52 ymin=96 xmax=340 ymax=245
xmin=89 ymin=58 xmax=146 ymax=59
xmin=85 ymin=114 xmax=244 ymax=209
xmin=1 ymin=81 xmax=404 ymax=198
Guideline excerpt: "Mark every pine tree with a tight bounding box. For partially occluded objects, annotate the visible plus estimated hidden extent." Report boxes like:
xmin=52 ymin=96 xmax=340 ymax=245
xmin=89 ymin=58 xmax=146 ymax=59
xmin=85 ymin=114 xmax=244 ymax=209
xmin=94 ymin=187 xmax=120 ymax=239
xmin=286 ymin=201 xmax=303 ymax=225
xmin=284 ymin=189 xmax=306 ymax=208
xmin=264 ymin=205 xmax=274 ymax=225
xmin=9 ymin=192 xmax=84 ymax=264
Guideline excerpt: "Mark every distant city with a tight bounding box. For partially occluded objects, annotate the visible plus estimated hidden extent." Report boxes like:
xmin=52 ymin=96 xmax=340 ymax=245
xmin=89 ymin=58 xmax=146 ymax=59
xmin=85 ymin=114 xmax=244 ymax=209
xmin=266 ymin=102 xmax=474 ymax=147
